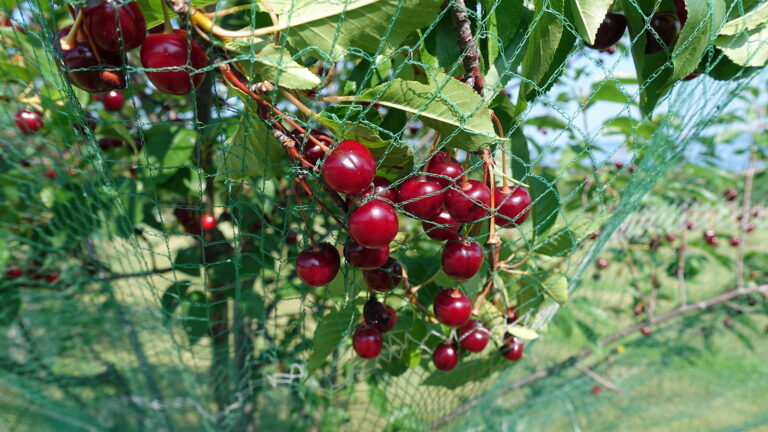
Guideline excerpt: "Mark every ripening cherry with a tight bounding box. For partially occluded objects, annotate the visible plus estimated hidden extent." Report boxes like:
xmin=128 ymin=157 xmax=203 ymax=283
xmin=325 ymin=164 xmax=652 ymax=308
xmin=500 ymin=335 xmax=524 ymax=361
xmin=458 ymin=320 xmax=489 ymax=353
xmin=84 ymin=1 xmax=146 ymax=53
xmin=426 ymin=151 xmax=463 ymax=187
xmin=140 ymin=30 xmax=208 ymax=95
xmin=706 ymin=236 xmax=719 ymax=247
xmin=56 ymin=26 xmax=126 ymax=93
xmin=674 ymin=0 xmax=688 ymax=26
xmin=201 ymin=214 xmax=217 ymax=231
xmin=302 ymin=140 xmax=325 ymax=165
xmin=640 ymin=326 xmax=652 ymax=336
xmin=729 ymin=236 xmax=741 ymax=247
xmin=586 ymin=13 xmax=627 ymax=51
xmin=432 ymin=343 xmax=459 ymax=371
xmin=45 ymin=170 xmax=57 ymax=180
xmin=362 ymin=258 xmax=403 ymax=292
xmin=422 ymin=208 xmax=461 ymax=241
xmin=591 ymin=385 xmax=603 ymax=395
xmin=101 ymin=90 xmax=125 ymax=112
xmin=444 ymin=180 xmax=491 ymax=223
xmin=645 ymin=12 xmax=682 ymax=54
xmin=441 ymin=240 xmax=483 ymax=281
xmin=398 ymin=176 xmax=444 ymax=219
xmin=433 ymin=288 xmax=471 ymax=327
xmin=348 ymin=199 xmax=399 ymax=249
xmin=494 ymin=186 xmax=531 ymax=228
xmin=15 ymin=109 xmax=44 ymax=133
xmin=724 ymin=187 xmax=739 ymax=202
xmin=321 ymin=140 xmax=376 ymax=195
xmin=344 ymin=240 xmax=389 ymax=270
xmin=360 ymin=176 xmax=398 ymax=203
xmin=352 ymin=326 xmax=383 ymax=359
xmin=4 ymin=268 xmax=23 ymax=280
xmin=296 ymin=243 xmax=340 ymax=287
xmin=45 ymin=274 xmax=60 ymax=283
xmin=506 ymin=306 xmax=519 ymax=324
xmin=665 ymin=233 xmax=677 ymax=243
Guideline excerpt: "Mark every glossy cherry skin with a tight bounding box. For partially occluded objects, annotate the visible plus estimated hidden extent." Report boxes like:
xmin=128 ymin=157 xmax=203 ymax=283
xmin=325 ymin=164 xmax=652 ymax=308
xmin=426 ymin=151 xmax=463 ymax=187
xmin=321 ymin=140 xmax=376 ymax=194
xmin=360 ymin=176 xmax=398 ymax=203
xmin=586 ymin=12 xmax=627 ymax=50
xmin=645 ymin=12 xmax=681 ymax=54
xmin=432 ymin=343 xmax=459 ymax=371
xmin=56 ymin=27 xmax=126 ymax=92
xmin=14 ymin=109 xmax=44 ymax=133
xmin=352 ymin=326 xmax=383 ymax=359
xmin=397 ymin=176 xmax=444 ymax=219
xmin=84 ymin=1 xmax=146 ymax=53
xmin=433 ymin=288 xmax=471 ymax=327
xmin=494 ymin=186 xmax=531 ymax=228
xmin=500 ymin=335 xmax=524 ymax=361
xmin=302 ymin=140 xmax=325 ymax=165
xmin=441 ymin=240 xmax=483 ymax=281
xmin=459 ymin=320 xmax=489 ymax=353
xmin=140 ymin=30 xmax=208 ymax=95
xmin=363 ymin=296 xmax=388 ymax=329
xmin=201 ymin=214 xmax=217 ymax=231
xmin=296 ymin=243 xmax=340 ymax=287
xmin=422 ymin=208 xmax=461 ymax=241
xmin=348 ymin=200 xmax=398 ymax=249
xmin=344 ymin=240 xmax=389 ymax=270
xmin=445 ymin=180 xmax=491 ymax=223
xmin=363 ymin=258 xmax=403 ymax=292
xmin=101 ymin=90 xmax=124 ymax=111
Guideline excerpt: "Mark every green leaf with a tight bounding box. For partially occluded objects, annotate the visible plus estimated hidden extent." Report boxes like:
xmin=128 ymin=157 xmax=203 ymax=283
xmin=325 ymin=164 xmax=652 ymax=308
xmin=567 ymin=0 xmax=614 ymax=45
xmin=137 ymin=0 xmax=217 ymax=28
xmin=715 ymin=23 xmax=768 ymax=67
xmin=482 ymin=0 xmax=531 ymax=97
xmin=0 ymin=238 xmax=8 ymax=269
xmin=161 ymin=281 xmax=191 ymax=322
xmin=529 ymin=172 xmax=560 ymax=236
xmin=719 ymin=2 xmax=768 ymax=35
xmin=537 ymin=270 xmax=568 ymax=305
xmin=0 ymin=284 xmax=21 ymax=326
xmin=353 ymin=73 xmax=503 ymax=151
xmin=307 ymin=303 xmax=356 ymax=375
xmin=142 ymin=127 xmax=196 ymax=183
xmin=174 ymin=247 xmax=202 ymax=277
xmin=182 ymin=291 xmax=210 ymax=345
xmin=505 ymin=325 xmax=540 ymax=340
xmin=533 ymin=215 xmax=609 ymax=256
xmin=422 ymin=355 xmax=506 ymax=389
xmin=236 ymin=45 xmax=321 ymax=90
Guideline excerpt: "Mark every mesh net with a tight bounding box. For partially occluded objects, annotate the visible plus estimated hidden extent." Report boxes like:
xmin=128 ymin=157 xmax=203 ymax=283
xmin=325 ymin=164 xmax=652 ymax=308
xmin=0 ymin=0 xmax=767 ymax=430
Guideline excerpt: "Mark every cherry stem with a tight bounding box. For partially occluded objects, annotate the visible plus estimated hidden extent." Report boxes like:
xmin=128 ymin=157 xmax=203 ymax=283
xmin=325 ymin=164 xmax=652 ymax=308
xmin=61 ymin=10 xmax=84 ymax=50
xmin=161 ymin=0 xmax=173 ymax=34
xmin=489 ymin=110 xmax=510 ymax=192
xmin=297 ymin=179 xmax=347 ymax=227
xmin=425 ymin=133 xmax=441 ymax=171
xmin=293 ymin=178 xmax=315 ymax=244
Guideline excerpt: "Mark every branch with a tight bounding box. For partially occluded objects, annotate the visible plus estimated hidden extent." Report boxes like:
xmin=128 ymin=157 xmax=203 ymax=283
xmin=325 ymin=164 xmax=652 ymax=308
xmin=451 ymin=0 xmax=484 ymax=94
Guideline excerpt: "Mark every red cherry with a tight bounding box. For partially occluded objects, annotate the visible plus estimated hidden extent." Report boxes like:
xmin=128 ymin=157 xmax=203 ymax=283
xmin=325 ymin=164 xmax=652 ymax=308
xmin=99 ymin=137 xmax=128 ymax=150
xmin=15 ymin=109 xmax=44 ymax=133
xmin=285 ymin=231 xmax=298 ymax=244
xmin=344 ymin=240 xmax=389 ymax=270
xmin=665 ymin=233 xmax=677 ymax=243
xmin=398 ymin=176 xmax=444 ymax=219
xmin=459 ymin=320 xmax=489 ymax=353
xmin=296 ymin=243 xmax=340 ymax=287
xmin=729 ymin=236 xmax=741 ymax=247
xmin=56 ymin=27 xmax=126 ymax=92
xmin=426 ymin=151 xmax=463 ymax=187
xmin=506 ymin=306 xmax=519 ymax=324
xmin=640 ymin=326 xmax=652 ymax=336
xmin=441 ymin=240 xmax=483 ymax=281
xmin=724 ymin=187 xmax=739 ymax=201
xmin=4 ymin=268 xmax=23 ymax=280
xmin=614 ymin=160 xmax=625 ymax=169
xmin=586 ymin=12 xmax=627 ymax=50
xmin=707 ymin=236 xmax=719 ymax=247
xmin=686 ymin=221 xmax=696 ymax=230
xmin=674 ymin=0 xmax=688 ymax=26
xmin=101 ymin=90 xmax=125 ymax=111
xmin=745 ymin=223 xmax=755 ymax=233
xmin=302 ymin=140 xmax=325 ymax=165
xmin=703 ymin=229 xmax=716 ymax=240
xmin=422 ymin=208 xmax=461 ymax=241
xmin=494 ymin=186 xmax=531 ymax=228
xmin=352 ymin=326 xmax=383 ymax=359
xmin=383 ymin=306 xmax=397 ymax=332
xmin=45 ymin=169 xmax=57 ymax=180
xmin=444 ymin=180 xmax=491 ymax=223
xmin=201 ymin=214 xmax=217 ymax=231
xmin=590 ymin=231 xmax=600 ymax=240
xmin=595 ymin=258 xmax=610 ymax=270
xmin=360 ymin=177 xmax=398 ymax=203
xmin=683 ymin=73 xmax=700 ymax=81
xmin=348 ymin=200 xmax=398 ymax=249
xmin=321 ymin=140 xmax=376 ymax=194
xmin=84 ymin=1 xmax=146 ymax=53
xmin=45 ymin=274 xmax=60 ymax=283
xmin=362 ymin=258 xmax=403 ymax=292
xmin=433 ymin=288 xmax=471 ymax=327
xmin=591 ymin=385 xmax=602 ymax=395
xmin=500 ymin=335 xmax=524 ymax=361
xmin=432 ymin=343 xmax=459 ymax=371
xmin=645 ymin=12 xmax=681 ymax=54
xmin=140 ymin=30 xmax=208 ymax=95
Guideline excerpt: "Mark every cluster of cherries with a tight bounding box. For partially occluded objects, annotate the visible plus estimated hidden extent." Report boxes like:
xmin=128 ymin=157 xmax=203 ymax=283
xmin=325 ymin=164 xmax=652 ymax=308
xmin=291 ymin=139 xmax=532 ymax=370
xmin=54 ymin=1 xmax=206 ymax=96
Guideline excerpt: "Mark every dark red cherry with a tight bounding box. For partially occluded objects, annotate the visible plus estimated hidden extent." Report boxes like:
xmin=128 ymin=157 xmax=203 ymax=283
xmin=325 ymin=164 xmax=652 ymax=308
xmin=84 ymin=1 xmax=146 ymax=53
xmin=595 ymin=258 xmax=610 ymax=270
xmin=707 ymin=236 xmax=719 ymax=247
xmin=383 ymin=306 xmax=397 ymax=332
xmin=500 ymin=335 xmax=524 ymax=361
xmin=348 ymin=200 xmax=398 ymax=249
xmin=302 ymin=140 xmax=325 ymax=165
xmin=360 ymin=177 xmax=398 ymax=203
xmin=363 ymin=258 xmax=403 ymax=292
xmin=98 ymin=137 xmax=129 ymax=150
xmin=201 ymin=214 xmax=217 ymax=231
xmin=506 ymin=306 xmax=519 ymax=324
xmin=444 ymin=180 xmax=491 ymax=223
xmin=422 ymin=208 xmax=461 ymax=241
xmin=686 ymin=221 xmax=696 ymax=230
xmin=45 ymin=169 xmax=57 ymax=180
xmin=14 ymin=109 xmax=44 ymax=133
xmin=285 ymin=231 xmax=298 ymax=244
xmin=729 ymin=236 xmax=741 ymax=247
xmin=459 ymin=320 xmax=489 ymax=353
xmin=640 ymin=326 xmax=652 ymax=336
xmin=645 ymin=12 xmax=681 ymax=54
xmin=494 ymin=186 xmax=531 ymax=228
xmin=344 ymin=240 xmax=389 ymax=270
xmin=140 ymin=30 xmax=208 ymax=95
xmin=433 ymin=288 xmax=471 ymax=327
xmin=615 ymin=160 xmax=625 ymax=169
xmin=665 ymin=233 xmax=677 ymax=243
xmin=363 ymin=296 xmax=388 ymax=329
xmin=101 ymin=90 xmax=124 ymax=111
xmin=724 ymin=187 xmax=738 ymax=201
xmin=56 ymin=27 xmax=126 ymax=92
xmin=4 ymin=268 xmax=23 ymax=280
xmin=352 ymin=326 xmax=383 ymax=359
xmin=586 ymin=12 xmax=627 ymax=50
xmin=296 ymin=243 xmax=340 ymax=287
xmin=45 ymin=273 xmax=60 ymax=283
xmin=441 ymin=240 xmax=483 ymax=281
xmin=398 ymin=176 xmax=444 ymax=219
xmin=321 ymin=140 xmax=376 ymax=194
xmin=432 ymin=343 xmax=459 ymax=371
xmin=674 ymin=0 xmax=687 ymax=26
xmin=426 ymin=151 xmax=463 ymax=187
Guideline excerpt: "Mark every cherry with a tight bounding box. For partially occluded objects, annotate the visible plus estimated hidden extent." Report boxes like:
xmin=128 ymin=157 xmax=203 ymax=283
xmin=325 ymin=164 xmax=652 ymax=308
xmin=459 ymin=320 xmax=489 ymax=353
xmin=703 ymin=229 xmax=716 ymax=240
xmin=595 ymin=258 xmax=610 ymax=270
xmin=645 ymin=12 xmax=681 ymax=54
xmin=101 ymin=90 xmax=125 ymax=111
xmin=628 ymin=165 xmax=636 ymax=174
xmin=285 ymin=231 xmax=298 ymax=244
xmin=360 ymin=177 xmax=398 ymax=203
xmin=140 ymin=30 xmax=208 ymax=95
xmin=45 ymin=169 xmax=57 ymax=180
xmin=363 ymin=296 xmax=389 ymax=329
xmin=665 ymin=233 xmax=677 ymax=243
xmin=321 ymin=140 xmax=376 ymax=195
xmin=348 ymin=200 xmax=398 ymax=249
xmin=45 ymin=274 xmax=60 ymax=283
xmin=500 ymin=335 xmax=524 ymax=361
xmin=494 ymin=186 xmax=531 ymax=228
xmin=724 ymin=187 xmax=738 ymax=201
xmin=363 ymin=258 xmax=403 ymax=292
xmin=344 ymin=240 xmax=389 ymax=270
xmin=634 ymin=303 xmax=645 ymax=316
xmin=745 ymin=223 xmax=755 ymax=233
xmin=683 ymin=73 xmax=700 ymax=81
xmin=432 ymin=343 xmax=459 ymax=371
xmin=640 ymin=326 xmax=652 ymax=336
xmin=14 ymin=109 xmax=44 ymax=133
xmin=591 ymin=385 xmax=602 ymax=395
xmin=397 ymin=176 xmax=444 ymax=219
xmin=201 ymin=214 xmax=217 ymax=231
xmin=84 ymin=1 xmax=146 ymax=53
xmin=441 ymin=240 xmax=483 ymax=281
xmin=586 ymin=12 xmax=627 ymax=50
xmin=99 ymin=137 xmax=128 ymax=150
xmin=506 ymin=306 xmax=519 ymax=324
xmin=590 ymin=231 xmax=600 ymax=240
xmin=674 ymin=0 xmax=688 ymax=26
xmin=426 ymin=151 xmax=463 ymax=187
xmin=4 ymin=268 xmax=23 ymax=280
xmin=352 ymin=326 xmax=383 ymax=359
xmin=302 ymin=140 xmax=325 ymax=165
xmin=706 ymin=236 xmax=719 ymax=247
xmin=433 ymin=288 xmax=471 ymax=327
xmin=729 ymin=236 xmax=741 ymax=247
xmin=296 ymin=243 xmax=340 ymax=287
xmin=56 ymin=26 xmax=126 ymax=92
xmin=614 ymin=160 xmax=625 ymax=169
xmin=444 ymin=180 xmax=491 ymax=223
xmin=422 ymin=208 xmax=461 ymax=241
xmin=383 ymin=306 xmax=397 ymax=332
xmin=686 ymin=221 xmax=696 ymax=230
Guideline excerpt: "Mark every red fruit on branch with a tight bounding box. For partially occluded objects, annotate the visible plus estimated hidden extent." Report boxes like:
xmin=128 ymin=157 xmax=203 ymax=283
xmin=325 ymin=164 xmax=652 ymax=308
xmin=4 ymin=268 xmax=23 ymax=280
xmin=724 ymin=187 xmax=738 ymax=201
xmin=703 ymin=229 xmax=716 ymax=240
xmin=586 ymin=13 xmax=627 ymax=50
xmin=45 ymin=170 xmax=57 ymax=180
xmin=201 ymin=214 xmax=217 ymax=231
xmin=645 ymin=12 xmax=681 ymax=54
xmin=296 ymin=243 xmax=340 ymax=287
xmin=352 ymin=326 xmax=383 ymax=359
xmin=398 ymin=176 xmax=444 ymax=219
xmin=506 ymin=306 xmax=519 ymax=324
xmin=321 ymin=140 xmax=376 ymax=194
xmin=458 ymin=320 xmax=489 ymax=353
xmin=101 ymin=90 xmax=124 ymax=111
xmin=441 ymin=240 xmax=483 ymax=281
xmin=591 ymin=385 xmax=602 ymax=395
xmin=348 ymin=200 xmax=398 ymax=249
xmin=444 ymin=180 xmax=491 ymax=223
xmin=494 ymin=186 xmax=531 ymax=228
xmin=14 ymin=109 xmax=44 ymax=133
xmin=140 ymin=30 xmax=208 ymax=95
xmin=84 ymin=1 xmax=146 ymax=53
xmin=729 ymin=236 xmax=741 ymax=247
xmin=706 ymin=236 xmax=719 ymax=247
xmin=665 ymin=233 xmax=676 ymax=243
xmin=56 ymin=26 xmax=126 ymax=93
xmin=500 ymin=335 xmax=524 ymax=361
xmin=433 ymin=288 xmax=471 ymax=327
xmin=426 ymin=151 xmax=463 ymax=187
xmin=640 ymin=326 xmax=652 ymax=336
xmin=362 ymin=258 xmax=403 ymax=292
xmin=422 ymin=208 xmax=461 ymax=241
xmin=595 ymin=258 xmax=610 ymax=270
xmin=344 ymin=240 xmax=389 ymax=270
xmin=360 ymin=177 xmax=398 ymax=203
xmin=432 ymin=343 xmax=459 ymax=371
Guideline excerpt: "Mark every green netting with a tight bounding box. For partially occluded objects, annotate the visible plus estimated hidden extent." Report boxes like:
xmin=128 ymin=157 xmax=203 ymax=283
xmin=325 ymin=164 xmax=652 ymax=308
xmin=0 ymin=0 xmax=767 ymax=430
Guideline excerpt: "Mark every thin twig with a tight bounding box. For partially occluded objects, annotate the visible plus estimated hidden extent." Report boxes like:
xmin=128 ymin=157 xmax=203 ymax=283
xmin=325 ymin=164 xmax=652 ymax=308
xmin=451 ymin=0 xmax=484 ymax=94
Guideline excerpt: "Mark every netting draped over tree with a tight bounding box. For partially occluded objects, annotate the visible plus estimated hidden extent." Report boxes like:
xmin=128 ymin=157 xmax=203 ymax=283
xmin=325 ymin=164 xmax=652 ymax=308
xmin=0 ymin=0 xmax=767 ymax=430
